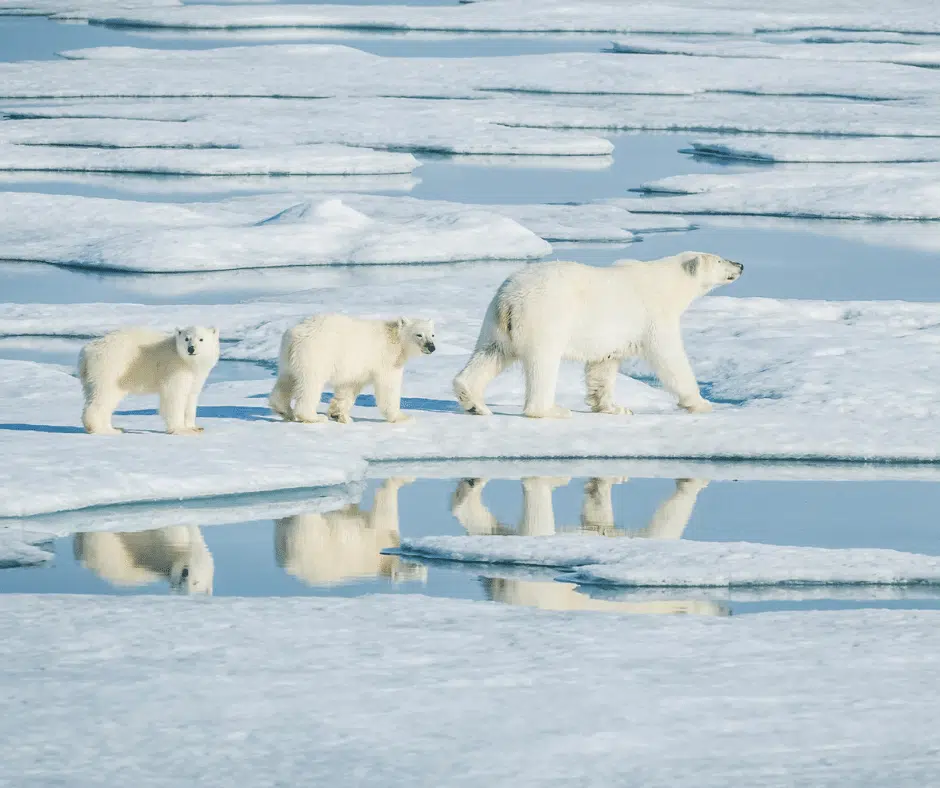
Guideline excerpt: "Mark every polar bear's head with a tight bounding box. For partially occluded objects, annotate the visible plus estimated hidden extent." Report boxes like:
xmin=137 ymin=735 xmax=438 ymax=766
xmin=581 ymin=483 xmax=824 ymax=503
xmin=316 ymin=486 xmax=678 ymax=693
xmin=678 ymin=252 xmax=743 ymax=293
xmin=169 ymin=547 xmax=214 ymax=595
xmin=175 ymin=326 xmax=219 ymax=363
xmin=397 ymin=317 xmax=436 ymax=356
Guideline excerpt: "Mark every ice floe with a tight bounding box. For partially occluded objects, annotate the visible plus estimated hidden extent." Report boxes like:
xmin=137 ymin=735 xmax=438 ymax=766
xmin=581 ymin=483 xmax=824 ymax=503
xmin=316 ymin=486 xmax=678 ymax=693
xmin=631 ymin=164 xmax=940 ymax=220
xmin=3 ymin=594 xmax=940 ymax=786
xmin=397 ymin=534 xmax=940 ymax=588
xmin=0 ymin=143 xmax=420 ymax=175
xmin=682 ymin=137 xmax=940 ymax=164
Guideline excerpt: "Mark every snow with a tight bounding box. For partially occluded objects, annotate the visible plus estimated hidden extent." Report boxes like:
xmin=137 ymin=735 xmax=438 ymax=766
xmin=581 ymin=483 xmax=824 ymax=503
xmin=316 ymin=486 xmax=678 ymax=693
xmin=2 ymin=594 xmax=940 ymax=785
xmin=683 ymin=137 xmax=940 ymax=164
xmin=0 ymin=192 xmax=552 ymax=271
xmin=631 ymin=165 xmax=940 ymax=220
xmin=396 ymin=534 xmax=940 ymax=589
xmin=0 ymin=143 xmax=420 ymax=176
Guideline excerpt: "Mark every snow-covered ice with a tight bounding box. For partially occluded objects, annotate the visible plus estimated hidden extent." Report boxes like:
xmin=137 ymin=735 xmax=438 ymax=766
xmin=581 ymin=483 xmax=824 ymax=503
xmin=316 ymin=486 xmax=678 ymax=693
xmin=396 ymin=534 xmax=940 ymax=589
xmin=631 ymin=165 xmax=940 ymax=220
xmin=2 ymin=594 xmax=940 ymax=786
xmin=0 ymin=143 xmax=420 ymax=176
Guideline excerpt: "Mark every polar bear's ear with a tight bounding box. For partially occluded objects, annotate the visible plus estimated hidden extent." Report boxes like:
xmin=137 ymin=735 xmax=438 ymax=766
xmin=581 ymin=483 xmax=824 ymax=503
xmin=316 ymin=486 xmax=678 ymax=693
xmin=397 ymin=317 xmax=408 ymax=329
xmin=175 ymin=327 xmax=183 ymax=336
xmin=681 ymin=256 xmax=701 ymax=277
xmin=210 ymin=327 xmax=218 ymax=335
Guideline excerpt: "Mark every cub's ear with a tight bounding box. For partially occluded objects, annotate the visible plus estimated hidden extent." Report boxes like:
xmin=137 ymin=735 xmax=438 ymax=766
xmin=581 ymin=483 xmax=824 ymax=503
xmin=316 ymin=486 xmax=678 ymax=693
xmin=681 ymin=256 xmax=700 ymax=277
xmin=175 ymin=327 xmax=184 ymax=336
xmin=210 ymin=327 xmax=218 ymax=335
xmin=397 ymin=317 xmax=408 ymax=329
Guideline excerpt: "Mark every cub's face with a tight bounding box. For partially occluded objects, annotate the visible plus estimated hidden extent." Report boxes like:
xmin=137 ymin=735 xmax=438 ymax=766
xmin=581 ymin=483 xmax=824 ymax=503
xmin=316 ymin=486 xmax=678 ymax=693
xmin=401 ymin=318 xmax=436 ymax=355
xmin=170 ymin=555 xmax=214 ymax=595
xmin=175 ymin=326 xmax=219 ymax=361
xmin=681 ymin=252 xmax=743 ymax=292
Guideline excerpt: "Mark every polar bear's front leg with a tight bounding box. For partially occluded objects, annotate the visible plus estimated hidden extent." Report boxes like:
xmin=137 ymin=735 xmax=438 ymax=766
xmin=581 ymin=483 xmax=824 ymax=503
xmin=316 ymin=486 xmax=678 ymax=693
xmin=160 ymin=378 xmax=197 ymax=435
xmin=522 ymin=352 xmax=570 ymax=419
xmin=375 ymin=367 xmax=411 ymax=423
xmin=184 ymin=372 xmax=210 ymax=432
xmin=584 ymin=358 xmax=632 ymax=415
xmin=645 ymin=323 xmax=712 ymax=414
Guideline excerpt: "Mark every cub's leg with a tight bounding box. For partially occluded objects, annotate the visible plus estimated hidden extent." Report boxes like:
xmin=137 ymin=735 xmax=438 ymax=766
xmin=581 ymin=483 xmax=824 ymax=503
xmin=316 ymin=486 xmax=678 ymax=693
xmin=82 ymin=384 xmax=125 ymax=435
xmin=375 ymin=367 xmax=411 ymax=423
xmin=328 ymin=383 xmax=361 ymax=424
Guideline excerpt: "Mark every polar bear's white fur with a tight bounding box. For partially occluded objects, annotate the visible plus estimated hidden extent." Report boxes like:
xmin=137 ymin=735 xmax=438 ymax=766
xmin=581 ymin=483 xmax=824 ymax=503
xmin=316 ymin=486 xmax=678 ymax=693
xmin=274 ymin=478 xmax=427 ymax=585
xmin=453 ymin=251 xmax=743 ymax=418
xmin=270 ymin=314 xmax=435 ymax=424
xmin=79 ymin=326 xmax=219 ymax=435
xmin=73 ymin=525 xmax=214 ymax=594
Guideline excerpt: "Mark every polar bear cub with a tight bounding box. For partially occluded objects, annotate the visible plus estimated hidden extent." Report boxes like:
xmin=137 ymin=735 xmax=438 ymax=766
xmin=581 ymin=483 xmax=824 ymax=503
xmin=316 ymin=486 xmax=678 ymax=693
xmin=453 ymin=251 xmax=742 ymax=418
xmin=79 ymin=326 xmax=219 ymax=435
xmin=270 ymin=314 xmax=436 ymax=424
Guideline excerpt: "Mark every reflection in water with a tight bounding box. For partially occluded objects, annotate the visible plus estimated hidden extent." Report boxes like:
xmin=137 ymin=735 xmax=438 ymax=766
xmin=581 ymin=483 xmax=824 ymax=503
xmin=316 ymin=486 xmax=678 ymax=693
xmin=275 ymin=477 xmax=427 ymax=586
xmin=453 ymin=476 xmax=709 ymax=538
xmin=73 ymin=525 xmax=214 ymax=594
xmin=454 ymin=476 xmax=722 ymax=615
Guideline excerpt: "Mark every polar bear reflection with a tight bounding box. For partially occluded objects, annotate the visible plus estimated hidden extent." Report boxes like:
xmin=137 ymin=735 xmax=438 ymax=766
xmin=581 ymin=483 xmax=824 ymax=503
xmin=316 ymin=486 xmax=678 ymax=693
xmin=275 ymin=478 xmax=427 ymax=586
xmin=452 ymin=476 xmax=722 ymax=616
xmin=73 ymin=525 xmax=214 ymax=594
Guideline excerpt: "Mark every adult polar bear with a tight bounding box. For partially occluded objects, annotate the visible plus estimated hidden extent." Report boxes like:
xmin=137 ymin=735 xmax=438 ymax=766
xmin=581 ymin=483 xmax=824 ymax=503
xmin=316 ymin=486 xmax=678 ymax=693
xmin=453 ymin=252 xmax=742 ymax=418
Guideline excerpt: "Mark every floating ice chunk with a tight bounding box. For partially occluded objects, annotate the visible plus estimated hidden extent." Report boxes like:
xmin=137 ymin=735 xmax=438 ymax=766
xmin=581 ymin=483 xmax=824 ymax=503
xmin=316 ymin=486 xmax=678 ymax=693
xmin=0 ymin=143 xmax=419 ymax=175
xmin=397 ymin=534 xmax=940 ymax=588
xmin=631 ymin=164 xmax=940 ymax=220
xmin=682 ymin=137 xmax=940 ymax=163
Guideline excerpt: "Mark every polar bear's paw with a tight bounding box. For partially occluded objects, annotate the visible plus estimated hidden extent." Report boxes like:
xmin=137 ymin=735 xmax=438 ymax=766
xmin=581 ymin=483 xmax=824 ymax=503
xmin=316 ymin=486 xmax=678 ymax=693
xmin=168 ymin=427 xmax=203 ymax=436
xmin=524 ymin=405 xmax=571 ymax=419
xmin=595 ymin=404 xmax=633 ymax=416
xmin=679 ymin=398 xmax=713 ymax=414
xmin=329 ymin=412 xmax=352 ymax=425
xmin=386 ymin=412 xmax=414 ymax=424
xmin=86 ymin=425 xmax=123 ymax=436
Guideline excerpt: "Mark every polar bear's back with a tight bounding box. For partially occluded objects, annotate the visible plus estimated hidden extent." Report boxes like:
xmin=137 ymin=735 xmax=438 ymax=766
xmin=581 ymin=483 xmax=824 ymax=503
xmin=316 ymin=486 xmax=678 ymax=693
xmin=79 ymin=328 xmax=182 ymax=394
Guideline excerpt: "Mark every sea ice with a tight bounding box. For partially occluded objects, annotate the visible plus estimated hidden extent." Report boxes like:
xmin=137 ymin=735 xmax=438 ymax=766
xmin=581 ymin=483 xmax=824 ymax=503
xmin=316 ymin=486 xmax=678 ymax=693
xmin=2 ymin=594 xmax=940 ymax=786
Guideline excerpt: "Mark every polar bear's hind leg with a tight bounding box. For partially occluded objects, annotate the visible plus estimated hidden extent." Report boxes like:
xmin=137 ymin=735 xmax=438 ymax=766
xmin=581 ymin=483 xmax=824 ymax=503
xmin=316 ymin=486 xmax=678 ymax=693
xmin=269 ymin=374 xmax=295 ymax=421
xmin=453 ymin=344 xmax=511 ymax=416
xmin=584 ymin=357 xmax=632 ymax=415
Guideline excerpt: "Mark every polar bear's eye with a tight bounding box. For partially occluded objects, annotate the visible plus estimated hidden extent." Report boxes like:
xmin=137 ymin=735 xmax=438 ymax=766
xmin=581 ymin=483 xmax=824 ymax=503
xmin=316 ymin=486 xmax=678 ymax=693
xmin=199 ymin=338 xmax=204 ymax=342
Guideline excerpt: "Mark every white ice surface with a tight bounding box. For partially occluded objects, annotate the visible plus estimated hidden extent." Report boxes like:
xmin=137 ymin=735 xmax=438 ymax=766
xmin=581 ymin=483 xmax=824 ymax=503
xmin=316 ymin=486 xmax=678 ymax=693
xmin=397 ymin=534 xmax=940 ymax=588
xmin=0 ymin=192 xmax=553 ymax=271
xmin=0 ymin=143 xmax=420 ymax=175
xmin=2 ymin=44 xmax=934 ymax=103
xmin=683 ymin=136 xmax=940 ymax=164
xmin=0 ymin=99 xmax=615 ymax=157
xmin=3 ymin=595 xmax=940 ymax=786
xmin=62 ymin=0 xmax=940 ymax=37
xmin=631 ymin=165 xmax=940 ymax=220
xmin=4 ymin=270 xmax=940 ymax=515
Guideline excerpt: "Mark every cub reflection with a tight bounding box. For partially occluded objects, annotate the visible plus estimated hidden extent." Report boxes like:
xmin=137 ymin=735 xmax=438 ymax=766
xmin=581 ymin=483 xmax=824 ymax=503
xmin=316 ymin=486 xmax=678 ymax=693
xmin=453 ymin=477 xmax=709 ymax=538
xmin=482 ymin=578 xmax=727 ymax=617
xmin=73 ymin=525 xmax=214 ymax=595
xmin=275 ymin=477 xmax=427 ymax=586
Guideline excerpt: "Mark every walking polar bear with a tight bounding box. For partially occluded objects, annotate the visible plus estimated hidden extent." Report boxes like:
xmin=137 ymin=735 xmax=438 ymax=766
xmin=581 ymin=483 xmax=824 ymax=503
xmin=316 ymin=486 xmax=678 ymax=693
xmin=79 ymin=326 xmax=219 ymax=435
xmin=453 ymin=251 xmax=743 ymax=418
xmin=270 ymin=314 xmax=435 ymax=424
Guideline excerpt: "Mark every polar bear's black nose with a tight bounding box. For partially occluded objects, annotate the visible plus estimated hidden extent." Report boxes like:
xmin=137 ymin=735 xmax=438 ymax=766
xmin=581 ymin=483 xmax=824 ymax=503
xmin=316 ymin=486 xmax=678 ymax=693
xmin=733 ymin=261 xmax=743 ymax=271
xmin=187 ymin=345 xmax=195 ymax=355
xmin=425 ymin=341 xmax=436 ymax=353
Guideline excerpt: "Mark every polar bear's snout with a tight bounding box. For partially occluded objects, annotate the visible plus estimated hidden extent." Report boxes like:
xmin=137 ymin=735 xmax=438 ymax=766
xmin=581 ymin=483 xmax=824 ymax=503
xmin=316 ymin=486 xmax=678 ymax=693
xmin=422 ymin=340 xmax=436 ymax=354
xmin=726 ymin=260 xmax=744 ymax=281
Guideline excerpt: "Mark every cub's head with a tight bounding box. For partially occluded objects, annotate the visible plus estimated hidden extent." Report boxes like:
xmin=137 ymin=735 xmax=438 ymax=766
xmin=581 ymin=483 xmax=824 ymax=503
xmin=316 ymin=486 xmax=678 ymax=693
xmin=175 ymin=326 xmax=219 ymax=362
xmin=398 ymin=317 xmax=436 ymax=355
xmin=678 ymin=252 xmax=743 ymax=293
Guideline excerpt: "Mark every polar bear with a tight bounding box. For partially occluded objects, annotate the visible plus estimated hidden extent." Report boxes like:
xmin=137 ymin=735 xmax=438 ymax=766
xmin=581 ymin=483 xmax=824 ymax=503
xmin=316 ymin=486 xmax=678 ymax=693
xmin=269 ymin=314 xmax=435 ymax=425
xmin=453 ymin=251 xmax=743 ymax=418
xmin=274 ymin=477 xmax=427 ymax=585
xmin=73 ymin=525 xmax=214 ymax=594
xmin=78 ymin=326 xmax=219 ymax=435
